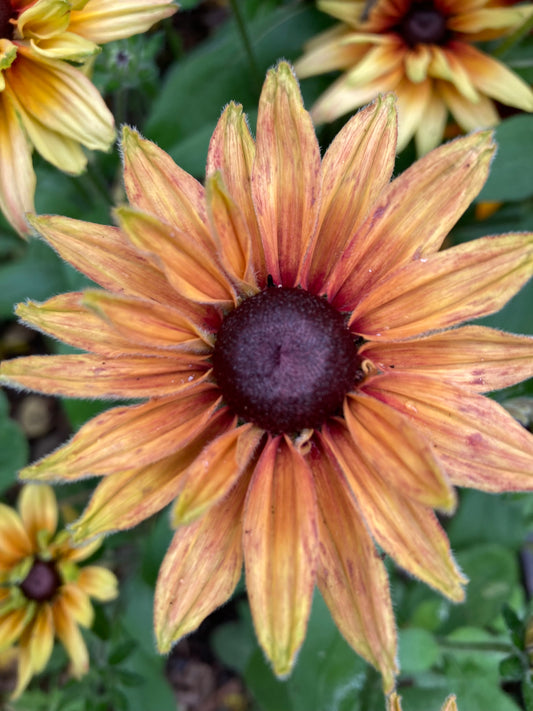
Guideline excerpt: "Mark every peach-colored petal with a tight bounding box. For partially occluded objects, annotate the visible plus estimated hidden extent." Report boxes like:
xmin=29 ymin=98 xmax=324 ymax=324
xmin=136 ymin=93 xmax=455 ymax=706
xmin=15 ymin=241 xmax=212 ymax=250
xmin=349 ymin=233 xmax=533 ymax=339
xmin=243 ymin=436 xmax=318 ymax=676
xmin=304 ymin=93 xmax=397 ymax=293
xmin=21 ymin=604 xmax=53 ymax=674
xmin=395 ymin=78 xmax=432 ymax=152
xmin=0 ymin=352 xmax=210 ymax=398
xmin=364 ymin=373 xmax=533 ymax=492
xmin=23 ymin=386 xmax=220 ymax=480
xmin=252 ymin=62 xmax=321 ymax=286
xmin=439 ymin=80 xmax=499 ymax=132
xmin=52 ymin=597 xmax=89 ymax=677
xmin=428 ymin=45 xmax=479 ymax=103
xmin=328 ymin=130 xmax=496 ymax=307
xmin=344 ymin=393 xmax=455 ymax=512
xmin=69 ymin=0 xmax=177 ymax=43
xmin=295 ymin=25 xmax=369 ymax=77
xmin=360 ymin=325 xmax=533 ymax=392
xmin=59 ymin=584 xmax=94 ymax=627
xmin=0 ymin=504 xmax=33 ymax=567
xmin=116 ymin=206 xmax=236 ymax=305
xmin=172 ymin=423 xmax=263 ymax=525
xmin=76 ymin=566 xmax=118 ymax=601
xmin=0 ymin=606 xmax=34 ymax=652
xmin=155 ymin=468 xmax=250 ymax=653
xmin=310 ymin=441 xmax=397 ymax=692
xmin=448 ymin=7 xmax=530 ymax=34
xmin=18 ymin=484 xmax=57 ymax=547
xmin=320 ymin=421 xmax=466 ymax=601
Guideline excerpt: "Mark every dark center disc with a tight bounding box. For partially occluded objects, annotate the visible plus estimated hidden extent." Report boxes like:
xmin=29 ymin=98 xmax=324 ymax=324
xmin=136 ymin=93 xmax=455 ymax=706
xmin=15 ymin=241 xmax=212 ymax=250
xmin=0 ymin=1 xmax=14 ymax=40
xmin=20 ymin=558 xmax=62 ymax=602
xmin=400 ymin=3 xmax=448 ymax=46
xmin=212 ymin=287 xmax=360 ymax=434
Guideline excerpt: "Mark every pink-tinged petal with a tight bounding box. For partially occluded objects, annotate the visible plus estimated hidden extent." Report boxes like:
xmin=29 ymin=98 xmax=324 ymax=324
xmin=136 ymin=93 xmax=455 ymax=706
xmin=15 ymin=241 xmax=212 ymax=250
xmin=172 ymin=423 xmax=263 ymax=525
xmin=243 ymin=436 xmax=318 ymax=676
xmin=344 ymin=393 xmax=455 ymax=512
xmin=59 ymin=584 xmax=94 ymax=627
xmin=70 ymin=408 xmax=235 ymax=542
xmin=0 ymin=505 xmax=33 ymax=567
xmin=310 ymin=441 xmax=397 ymax=692
xmin=0 ymin=93 xmax=35 ymax=236
xmin=439 ymin=80 xmax=499 ymax=132
xmin=0 ymin=606 xmax=34 ymax=652
xmin=18 ymin=484 xmax=57 ymax=546
xmin=364 ymin=373 xmax=533 ymax=492
xmin=116 ymin=206 xmax=236 ymax=305
xmin=304 ymin=94 xmax=397 ymax=293
xmin=320 ymin=421 xmax=466 ymax=601
xmin=82 ymin=290 xmax=212 ymax=352
xmin=121 ymin=126 xmax=213 ymax=252
xmin=52 ymin=597 xmax=89 ymax=677
xmin=252 ymin=62 xmax=321 ymax=286
xmin=206 ymin=101 xmax=265 ymax=281
xmin=155 ymin=470 xmax=251 ymax=654
xmin=22 ymin=386 xmax=220 ymax=481
xmin=22 ymin=605 xmax=53 ymax=674
xmin=76 ymin=566 xmax=118 ymax=602
xmin=328 ymin=130 xmax=495 ymax=308
xmin=0 ymin=353 xmax=210 ymax=398
xmin=360 ymin=325 xmax=533 ymax=392
xmin=349 ymin=233 xmax=533 ymax=339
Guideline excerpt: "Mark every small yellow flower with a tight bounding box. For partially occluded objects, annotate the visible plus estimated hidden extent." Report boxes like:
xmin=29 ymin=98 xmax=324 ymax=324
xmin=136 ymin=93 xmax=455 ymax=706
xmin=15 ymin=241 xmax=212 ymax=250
xmin=388 ymin=692 xmax=458 ymax=711
xmin=295 ymin=0 xmax=533 ymax=153
xmin=0 ymin=484 xmax=118 ymax=698
xmin=0 ymin=0 xmax=177 ymax=236
xmin=1 ymin=63 xmax=533 ymax=690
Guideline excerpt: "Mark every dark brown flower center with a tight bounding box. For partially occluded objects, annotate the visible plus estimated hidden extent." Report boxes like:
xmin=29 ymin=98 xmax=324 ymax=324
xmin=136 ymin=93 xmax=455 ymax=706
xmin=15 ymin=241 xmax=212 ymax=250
xmin=20 ymin=558 xmax=62 ymax=602
xmin=212 ymin=286 xmax=361 ymax=434
xmin=0 ymin=0 xmax=14 ymax=40
xmin=399 ymin=2 xmax=449 ymax=46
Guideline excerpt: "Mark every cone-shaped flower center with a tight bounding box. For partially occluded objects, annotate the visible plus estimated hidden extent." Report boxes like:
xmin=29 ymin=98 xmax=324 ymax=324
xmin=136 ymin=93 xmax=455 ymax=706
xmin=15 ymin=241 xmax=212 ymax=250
xmin=0 ymin=0 xmax=14 ymax=40
xmin=213 ymin=286 xmax=361 ymax=434
xmin=400 ymin=2 xmax=448 ymax=46
xmin=20 ymin=558 xmax=62 ymax=602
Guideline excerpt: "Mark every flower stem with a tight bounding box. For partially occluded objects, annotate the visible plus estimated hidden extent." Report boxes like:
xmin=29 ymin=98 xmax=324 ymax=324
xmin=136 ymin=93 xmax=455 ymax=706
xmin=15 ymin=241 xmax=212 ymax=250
xmin=228 ymin=0 xmax=261 ymax=87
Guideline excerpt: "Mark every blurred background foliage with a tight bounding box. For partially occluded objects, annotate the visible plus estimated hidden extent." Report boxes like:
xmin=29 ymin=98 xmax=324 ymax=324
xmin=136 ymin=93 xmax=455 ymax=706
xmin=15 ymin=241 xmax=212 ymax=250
xmin=1 ymin=1 xmax=532 ymax=710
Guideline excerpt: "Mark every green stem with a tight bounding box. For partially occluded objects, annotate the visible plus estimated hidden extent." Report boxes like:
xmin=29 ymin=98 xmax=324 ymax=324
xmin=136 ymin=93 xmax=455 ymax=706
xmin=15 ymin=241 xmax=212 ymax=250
xmin=228 ymin=0 xmax=262 ymax=87
xmin=436 ymin=638 xmax=515 ymax=654
xmin=493 ymin=13 xmax=533 ymax=58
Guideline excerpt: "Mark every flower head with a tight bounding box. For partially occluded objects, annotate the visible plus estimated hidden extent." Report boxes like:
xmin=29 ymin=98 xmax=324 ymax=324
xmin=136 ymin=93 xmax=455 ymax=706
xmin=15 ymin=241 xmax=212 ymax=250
xmin=1 ymin=62 xmax=533 ymax=689
xmin=295 ymin=0 xmax=533 ymax=153
xmin=0 ymin=484 xmax=118 ymax=697
xmin=0 ymin=0 xmax=176 ymax=236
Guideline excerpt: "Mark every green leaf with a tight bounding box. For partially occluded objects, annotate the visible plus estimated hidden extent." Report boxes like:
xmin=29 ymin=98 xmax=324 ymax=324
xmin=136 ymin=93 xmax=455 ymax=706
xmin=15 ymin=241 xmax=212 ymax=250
xmin=523 ymin=672 xmax=533 ymax=711
xmin=0 ymin=390 xmax=28 ymax=492
xmin=502 ymin=604 xmax=525 ymax=650
xmin=398 ymin=628 xmax=442 ymax=674
xmin=499 ymin=654 xmax=525 ymax=680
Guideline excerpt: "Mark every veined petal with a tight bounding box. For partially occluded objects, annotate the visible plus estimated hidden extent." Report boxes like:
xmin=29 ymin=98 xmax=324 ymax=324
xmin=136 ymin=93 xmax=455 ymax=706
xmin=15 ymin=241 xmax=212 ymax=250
xmin=360 ymin=325 xmax=533 ymax=392
xmin=22 ymin=604 xmax=53 ymax=674
xmin=344 ymin=394 xmax=455 ymax=512
xmin=0 ymin=505 xmax=33 ymax=567
xmin=17 ymin=0 xmax=70 ymax=39
xmin=172 ymin=423 xmax=263 ymax=525
xmin=76 ymin=566 xmax=118 ymax=601
xmin=364 ymin=373 xmax=533 ymax=492
xmin=155 ymin=468 xmax=249 ymax=653
xmin=304 ymin=94 xmax=397 ymax=293
xmin=59 ymin=584 xmax=94 ymax=627
xmin=52 ymin=597 xmax=89 ymax=677
xmin=349 ymin=233 xmax=533 ymax=339
xmin=206 ymin=101 xmax=265 ymax=280
xmin=310 ymin=441 xmax=397 ymax=692
xmin=328 ymin=130 xmax=495 ymax=307
xmin=69 ymin=0 xmax=177 ymax=44
xmin=116 ymin=206 xmax=236 ymax=305
xmin=252 ymin=62 xmax=321 ymax=286
xmin=0 ymin=353 xmax=210 ymax=398
xmin=243 ymin=436 xmax=318 ymax=677
xmin=320 ymin=421 xmax=466 ymax=601
xmin=22 ymin=386 xmax=220 ymax=480
xmin=439 ymin=80 xmax=499 ymax=132
xmin=29 ymin=32 xmax=98 ymax=61
xmin=18 ymin=484 xmax=57 ymax=547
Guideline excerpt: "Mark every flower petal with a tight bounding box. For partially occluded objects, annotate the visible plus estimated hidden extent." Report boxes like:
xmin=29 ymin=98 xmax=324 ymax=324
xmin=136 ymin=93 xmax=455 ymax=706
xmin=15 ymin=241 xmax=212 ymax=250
xmin=18 ymin=484 xmax=57 ymax=547
xmin=59 ymin=584 xmax=94 ymax=627
xmin=52 ymin=597 xmax=89 ymax=677
xmin=344 ymin=393 xmax=455 ymax=512
xmin=439 ymin=80 xmax=499 ymax=132
xmin=320 ymin=421 xmax=466 ymax=601
xmin=0 ymin=606 xmax=34 ymax=652
xmin=364 ymin=373 xmax=533 ymax=492
xmin=69 ymin=0 xmax=177 ymax=43
xmin=0 ymin=505 xmax=33 ymax=568
xmin=243 ymin=435 xmax=318 ymax=676
xmin=252 ymin=62 xmax=321 ymax=286
xmin=414 ymin=89 xmax=449 ymax=156
xmin=155 ymin=469 xmax=250 ymax=653
xmin=310 ymin=440 xmax=397 ymax=692
xmin=349 ymin=233 xmax=533 ymax=339
xmin=360 ymin=325 xmax=533 ymax=392
xmin=394 ymin=77 xmax=432 ymax=152
xmin=23 ymin=604 xmax=54 ymax=674
xmin=76 ymin=566 xmax=118 ymax=602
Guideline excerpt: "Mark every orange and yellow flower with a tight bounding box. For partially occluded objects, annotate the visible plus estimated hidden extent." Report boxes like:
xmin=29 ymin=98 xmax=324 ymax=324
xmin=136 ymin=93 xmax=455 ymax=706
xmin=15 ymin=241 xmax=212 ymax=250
xmin=1 ymin=63 xmax=533 ymax=689
xmin=389 ymin=692 xmax=458 ymax=711
xmin=0 ymin=484 xmax=118 ymax=697
xmin=295 ymin=0 xmax=533 ymax=153
xmin=0 ymin=0 xmax=176 ymax=236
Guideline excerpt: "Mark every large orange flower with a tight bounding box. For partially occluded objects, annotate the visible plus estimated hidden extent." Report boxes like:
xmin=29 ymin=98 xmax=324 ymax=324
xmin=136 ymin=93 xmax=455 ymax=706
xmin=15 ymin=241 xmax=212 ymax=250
xmin=1 ymin=63 xmax=533 ymax=689
xmin=0 ymin=484 xmax=118 ymax=698
xmin=295 ymin=0 xmax=533 ymax=153
xmin=0 ymin=0 xmax=176 ymax=236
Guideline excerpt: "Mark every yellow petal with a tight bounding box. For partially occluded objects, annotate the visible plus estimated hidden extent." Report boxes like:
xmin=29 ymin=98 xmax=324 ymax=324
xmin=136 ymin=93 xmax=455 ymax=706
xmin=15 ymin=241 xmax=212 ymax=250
xmin=52 ymin=597 xmax=89 ymax=677
xmin=448 ymin=7 xmax=531 ymax=34
xmin=59 ymin=584 xmax=94 ymax=627
xmin=252 ymin=62 xmax=321 ymax=286
xmin=414 ymin=89 xmax=448 ymax=155
xmin=316 ymin=0 xmax=367 ymax=26
xmin=405 ymin=44 xmax=431 ymax=83
xmin=360 ymin=325 xmax=533 ymax=392
xmin=155 ymin=469 xmax=249 ymax=652
xmin=429 ymin=45 xmax=479 ymax=103
xmin=311 ymin=441 xmax=398 ymax=692
xmin=17 ymin=0 xmax=70 ymax=39
xmin=349 ymin=233 xmax=533 ymax=339
xmin=18 ymin=484 xmax=58 ymax=547
xmin=296 ymin=25 xmax=369 ymax=78
xmin=29 ymin=32 xmax=98 ymax=62
xmin=321 ymin=421 xmax=466 ymax=601
xmin=0 ymin=606 xmax=34 ymax=652
xmin=24 ymin=604 xmax=54 ymax=674
xmin=76 ymin=566 xmax=118 ymax=602
xmin=0 ymin=505 xmax=33 ymax=568
xmin=438 ymin=80 xmax=499 ymax=132
xmin=243 ymin=436 xmax=318 ymax=677
xmin=12 ymin=642 xmax=34 ymax=699
xmin=395 ymin=77 xmax=432 ymax=152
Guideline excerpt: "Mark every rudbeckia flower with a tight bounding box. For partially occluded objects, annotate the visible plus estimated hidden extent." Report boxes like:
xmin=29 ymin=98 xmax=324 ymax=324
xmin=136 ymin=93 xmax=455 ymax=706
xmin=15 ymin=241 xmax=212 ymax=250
xmin=295 ymin=0 xmax=533 ymax=153
xmin=1 ymin=62 xmax=533 ymax=690
xmin=389 ymin=692 xmax=458 ymax=711
xmin=0 ymin=0 xmax=176 ymax=236
xmin=0 ymin=484 xmax=118 ymax=698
